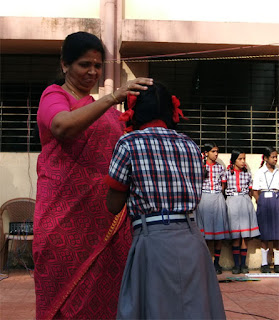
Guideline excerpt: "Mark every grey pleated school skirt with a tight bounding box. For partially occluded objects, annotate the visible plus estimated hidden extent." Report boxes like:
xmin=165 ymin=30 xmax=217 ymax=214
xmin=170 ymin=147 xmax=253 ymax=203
xmin=117 ymin=216 xmax=226 ymax=320
xmin=196 ymin=192 xmax=230 ymax=240
xmin=226 ymin=194 xmax=260 ymax=239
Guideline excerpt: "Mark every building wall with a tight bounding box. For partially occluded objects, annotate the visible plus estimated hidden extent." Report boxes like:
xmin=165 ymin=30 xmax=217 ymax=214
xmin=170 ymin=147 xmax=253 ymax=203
xmin=0 ymin=153 xmax=38 ymax=204
xmin=121 ymin=19 xmax=279 ymax=47
xmin=0 ymin=0 xmax=100 ymax=18
xmin=1 ymin=151 xmax=277 ymax=269
xmin=2 ymin=0 xmax=279 ymax=23
xmin=2 ymin=1 xmax=279 ymax=49
xmin=1 ymin=0 xmax=278 ymax=269
xmin=125 ymin=0 xmax=279 ymax=23
xmin=0 ymin=153 xmax=266 ymax=205
xmin=0 ymin=16 xmax=101 ymax=41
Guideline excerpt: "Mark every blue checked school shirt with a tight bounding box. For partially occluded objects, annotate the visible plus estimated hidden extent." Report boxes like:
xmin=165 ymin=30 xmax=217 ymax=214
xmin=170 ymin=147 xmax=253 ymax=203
xmin=107 ymin=127 xmax=203 ymax=218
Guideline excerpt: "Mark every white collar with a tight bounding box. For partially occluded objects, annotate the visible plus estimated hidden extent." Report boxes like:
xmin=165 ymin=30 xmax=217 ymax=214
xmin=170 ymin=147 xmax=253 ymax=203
xmin=262 ymin=163 xmax=278 ymax=174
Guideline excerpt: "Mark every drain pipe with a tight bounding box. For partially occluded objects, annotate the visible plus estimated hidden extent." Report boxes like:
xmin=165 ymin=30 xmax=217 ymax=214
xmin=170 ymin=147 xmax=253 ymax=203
xmin=101 ymin=0 xmax=116 ymax=96
xmin=115 ymin=0 xmax=122 ymax=92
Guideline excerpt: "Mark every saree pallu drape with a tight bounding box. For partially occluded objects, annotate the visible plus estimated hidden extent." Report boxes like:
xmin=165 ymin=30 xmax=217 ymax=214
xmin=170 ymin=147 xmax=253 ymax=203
xmin=33 ymin=91 xmax=132 ymax=319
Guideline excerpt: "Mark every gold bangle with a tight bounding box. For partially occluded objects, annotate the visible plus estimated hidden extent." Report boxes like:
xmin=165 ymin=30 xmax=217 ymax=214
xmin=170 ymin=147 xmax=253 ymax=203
xmin=111 ymin=92 xmax=120 ymax=104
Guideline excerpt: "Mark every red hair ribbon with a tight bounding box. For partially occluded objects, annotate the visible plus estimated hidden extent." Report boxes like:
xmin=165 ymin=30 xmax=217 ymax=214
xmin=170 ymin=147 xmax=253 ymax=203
xmin=124 ymin=125 xmax=134 ymax=133
xmin=172 ymin=96 xmax=188 ymax=123
xmin=119 ymin=94 xmax=137 ymax=122
xmin=120 ymin=94 xmax=188 ymax=130
xmin=227 ymin=160 xmax=232 ymax=170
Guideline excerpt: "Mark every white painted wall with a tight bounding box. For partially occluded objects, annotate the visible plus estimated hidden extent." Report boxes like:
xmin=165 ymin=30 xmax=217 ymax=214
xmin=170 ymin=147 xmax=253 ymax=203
xmin=0 ymin=152 xmax=266 ymax=206
xmin=3 ymin=0 xmax=279 ymax=23
xmin=0 ymin=151 xmax=277 ymax=269
xmin=125 ymin=0 xmax=279 ymax=23
xmin=0 ymin=0 xmax=100 ymax=18
xmin=0 ymin=153 xmax=38 ymax=205
xmin=0 ymin=152 xmax=271 ymax=210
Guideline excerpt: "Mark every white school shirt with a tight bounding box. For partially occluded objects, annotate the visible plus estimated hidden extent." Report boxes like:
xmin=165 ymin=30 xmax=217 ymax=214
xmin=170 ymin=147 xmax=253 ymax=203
xmin=252 ymin=163 xmax=279 ymax=190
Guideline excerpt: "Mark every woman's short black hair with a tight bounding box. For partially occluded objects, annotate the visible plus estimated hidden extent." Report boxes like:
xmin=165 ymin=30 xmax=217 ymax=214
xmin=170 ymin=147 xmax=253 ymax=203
xmin=124 ymin=81 xmax=177 ymax=130
xmin=61 ymin=31 xmax=105 ymax=65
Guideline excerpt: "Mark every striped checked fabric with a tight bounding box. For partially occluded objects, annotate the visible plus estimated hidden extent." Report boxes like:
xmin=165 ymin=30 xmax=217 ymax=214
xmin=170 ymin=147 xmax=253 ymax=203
xmin=225 ymin=169 xmax=253 ymax=196
xmin=202 ymin=162 xmax=226 ymax=192
xmin=108 ymin=127 xmax=203 ymax=218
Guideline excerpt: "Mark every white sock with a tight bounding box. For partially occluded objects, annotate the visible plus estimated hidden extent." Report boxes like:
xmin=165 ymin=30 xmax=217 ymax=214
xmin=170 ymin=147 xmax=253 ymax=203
xmin=273 ymin=249 xmax=279 ymax=265
xmin=261 ymin=248 xmax=269 ymax=266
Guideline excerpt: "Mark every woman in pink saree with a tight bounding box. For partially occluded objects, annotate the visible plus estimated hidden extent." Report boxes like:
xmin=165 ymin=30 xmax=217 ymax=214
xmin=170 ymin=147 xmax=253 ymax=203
xmin=33 ymin=31 xmax=153 ymax=319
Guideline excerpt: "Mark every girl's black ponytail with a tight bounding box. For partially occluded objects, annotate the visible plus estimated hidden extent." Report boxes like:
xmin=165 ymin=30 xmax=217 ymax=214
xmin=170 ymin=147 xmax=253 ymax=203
xmin=259 ymin=155 xmax=265 ymax=168
xmin=203 ymin=152 xmax=208 ymax=179
xmin=229 ymin=160 xmax=234 ymax=175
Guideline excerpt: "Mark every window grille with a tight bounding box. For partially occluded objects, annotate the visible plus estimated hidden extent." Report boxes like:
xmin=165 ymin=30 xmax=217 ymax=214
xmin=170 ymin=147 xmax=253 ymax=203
xmin=0 ymin=54 xmax=60 ymax=152
xmin=0 ymin=56 xmax=278 ymax=153
xmin=0 ymin=83 xmax=45 ymax=152
xmin=150 ymin=60 xmax=279 ymax=153
xmin=178 ymin=101 xmax=278 ymax=153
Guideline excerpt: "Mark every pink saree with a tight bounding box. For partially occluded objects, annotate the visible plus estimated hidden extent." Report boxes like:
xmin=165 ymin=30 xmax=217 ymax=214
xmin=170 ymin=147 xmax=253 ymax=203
xmin=33 ymin=85 xmax=132 ymax=319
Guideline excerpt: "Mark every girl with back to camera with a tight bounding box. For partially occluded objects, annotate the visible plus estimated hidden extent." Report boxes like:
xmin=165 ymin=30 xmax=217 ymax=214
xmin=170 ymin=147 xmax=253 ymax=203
xmin=225 ymin=149 xmax=260 ymax=274
xmin=253 ymin=147 xmax=279 ymax=273
xmin=105 ymin=82 xmax=226 ymax=319
xmin=195 ymin=142 xmax=230 ymax=275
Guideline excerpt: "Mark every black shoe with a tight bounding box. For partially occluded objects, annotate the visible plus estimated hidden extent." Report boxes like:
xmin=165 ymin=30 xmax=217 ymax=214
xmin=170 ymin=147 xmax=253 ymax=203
xmin=240 ymin=265 xmax=249 ymax=274
xmin=232 ymin=265 xmax=241 ymax=274
xmin=215 ymin=263 xmax=223 ymax=275
xmin=274 ymin=265 xmax=279 ymax=273
xmin=261 ymin=265 xmax=271 ymax=273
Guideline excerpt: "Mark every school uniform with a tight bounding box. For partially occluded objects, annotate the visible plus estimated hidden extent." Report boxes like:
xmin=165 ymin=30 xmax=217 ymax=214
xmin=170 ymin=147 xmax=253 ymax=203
xmin=196 ymin=161 xmax=230 ymax=240
xmin=253 ymin=164 xmax=279 ymax=240
xmin=106 ymin=127 xmax=226 ymax=320
xmin=225 ymin=169 xmax=260 ymax=239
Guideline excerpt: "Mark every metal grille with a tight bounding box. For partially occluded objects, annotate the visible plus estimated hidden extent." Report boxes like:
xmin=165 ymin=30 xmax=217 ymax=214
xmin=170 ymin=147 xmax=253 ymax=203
xmin=0 ymin=54 xmax=60 ymax=152
xmin=0 ymin=56 xmax=278 ymax=153
xmin=178 ymin=102 xmax=278 ymax=153
xmin=0 ymin=83 xmax=45 ymax=152
xmin=150 ymin=60 xmax=279 ymax=153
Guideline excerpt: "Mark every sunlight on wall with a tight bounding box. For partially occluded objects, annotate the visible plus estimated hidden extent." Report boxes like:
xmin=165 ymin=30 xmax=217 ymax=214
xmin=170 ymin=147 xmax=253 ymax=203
xmin=125 ymin=0 xmax=279 ymax=23
xmin=0 ymin=151 xmax=271 ymax=268
xmin=0 ymin=153 xmax=38 ymax=205
xmin=3 ymin=0 xmax=279 ymax=23
xmin=0 ymin=0 xmax=100 ymax=18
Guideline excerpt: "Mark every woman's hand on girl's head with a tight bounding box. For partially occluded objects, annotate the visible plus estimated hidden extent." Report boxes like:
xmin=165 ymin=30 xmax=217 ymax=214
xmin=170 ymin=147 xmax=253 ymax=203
xmin=113 ymin=77 xmax=153 ymax=103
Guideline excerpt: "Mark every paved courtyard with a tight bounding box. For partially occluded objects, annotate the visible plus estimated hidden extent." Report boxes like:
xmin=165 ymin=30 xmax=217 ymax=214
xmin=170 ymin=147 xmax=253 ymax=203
xmin=0 ymin=269 xmax=278 ymax=320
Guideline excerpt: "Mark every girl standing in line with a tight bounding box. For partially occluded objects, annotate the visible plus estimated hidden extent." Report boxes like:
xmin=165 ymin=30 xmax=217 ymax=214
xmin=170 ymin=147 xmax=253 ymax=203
xmin=225 ymin=149 xmax=260 ymax=274
xmin=253 ymin=147 xmax=279 ymax=273
xmin=105 ymin=82 xmax=226 ymax=320
xmin=196 ymin=142 xmax=230 ymax=275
